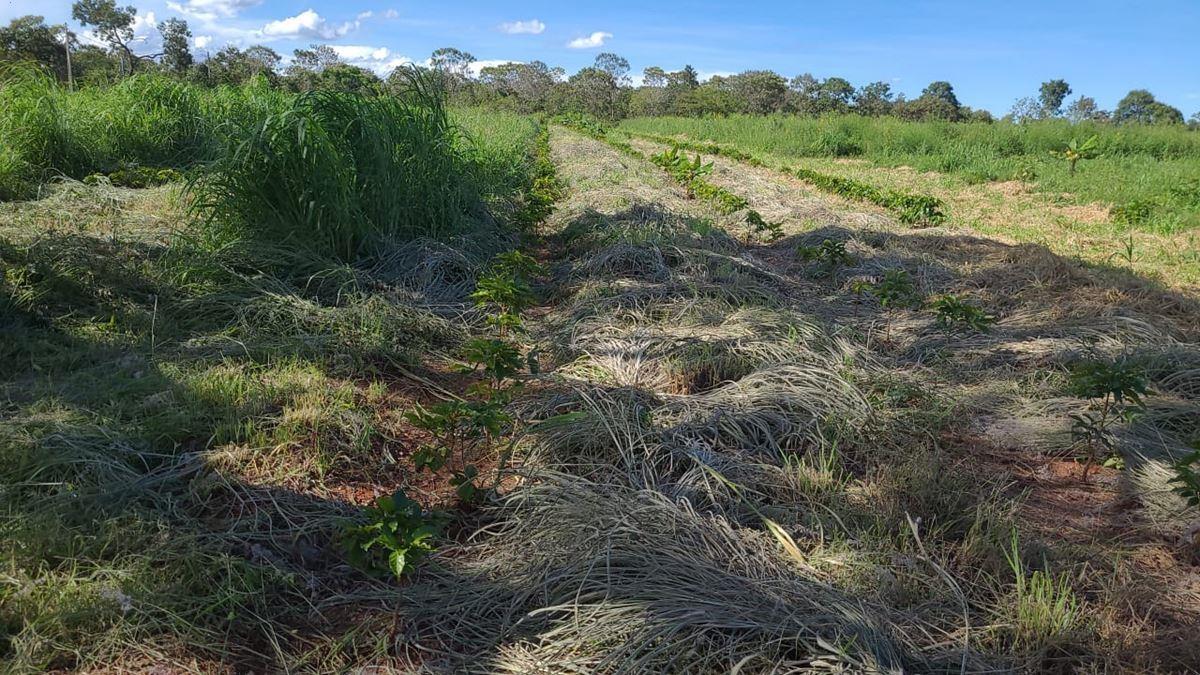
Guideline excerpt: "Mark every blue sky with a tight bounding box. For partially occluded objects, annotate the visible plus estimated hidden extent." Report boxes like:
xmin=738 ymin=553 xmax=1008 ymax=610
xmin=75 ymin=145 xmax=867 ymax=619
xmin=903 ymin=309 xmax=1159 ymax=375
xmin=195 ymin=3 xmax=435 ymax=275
xmin=7 ymin=0 xmax=1199 ymax=114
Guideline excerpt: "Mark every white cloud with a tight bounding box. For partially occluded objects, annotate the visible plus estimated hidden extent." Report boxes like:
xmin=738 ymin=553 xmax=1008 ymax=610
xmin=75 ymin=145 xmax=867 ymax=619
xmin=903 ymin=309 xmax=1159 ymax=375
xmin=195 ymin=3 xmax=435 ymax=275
xmin=383 ymin=9 xmax=399 ymax=19
xmin=356 ymin=10 xmax=373 ymax=20
xmin=262 ymin=9 xmax=357 ymax=40
xmin=193 ymin=35 xmax=213 ymax=48
xmin=329 ymin=44 xmax=416 ymax=75
xmin=469 ymin=59 xmax=523 ymax=77
xmin=499 ymin=19 xmax=545 ymax=35
xmin=567 ymin=31 xmax=612 ymax=49
xmin=166 ymin=0 xmax=262 ymax=22
xmin=331 ymin=45 xmax=391 ymax=61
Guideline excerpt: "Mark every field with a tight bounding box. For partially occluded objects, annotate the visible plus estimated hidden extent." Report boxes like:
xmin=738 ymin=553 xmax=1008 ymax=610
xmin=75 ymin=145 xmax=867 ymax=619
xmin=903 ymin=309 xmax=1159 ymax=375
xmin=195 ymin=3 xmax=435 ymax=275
xmin=3 ymin=71 xmax=1200 ymax=673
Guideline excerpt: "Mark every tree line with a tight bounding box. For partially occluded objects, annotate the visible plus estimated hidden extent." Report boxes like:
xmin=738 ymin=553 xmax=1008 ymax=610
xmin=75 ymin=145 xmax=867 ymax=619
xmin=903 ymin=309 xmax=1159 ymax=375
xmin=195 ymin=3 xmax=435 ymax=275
xmin=3 ymin=4 xmax=1196 ymax=128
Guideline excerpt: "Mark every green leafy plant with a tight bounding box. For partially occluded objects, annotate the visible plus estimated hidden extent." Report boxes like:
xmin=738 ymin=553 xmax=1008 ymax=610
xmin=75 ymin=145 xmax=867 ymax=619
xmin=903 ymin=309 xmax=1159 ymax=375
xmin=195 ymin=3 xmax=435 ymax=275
xmin=929 ymin=294 xmax=995 ymax=333
xmin=792 ymin=167 xmax=946 ymax=226
xmin=1050 ymin=135 xmax=1099 ymax=176
xmin=872 ymin=269 xmax=921 ymax=309
xmin=1068 ymin=354 xmax=1149 ymax=481
xmin=1110 ymin=199 xmax=1155 ymax=227
xmin=849 ymin=278 xmax=872 ymax=317
xmin=449 ymin=465 xmax=481 ymax=502
xmin=471 ymin=272 xmax=535 ymax=316
xmin=744 ymin=210 xmax=783 ymax=244
xmin=342 ymin=490 xmax=442 ymax=579
xmin=460 ymin=337 xmax=525 ymax=390
xmin=406 ymin=397 xmax=511 ymax=504
xmin=866 ymin=270 xmax=922 ymax=341
xmin=516 ymin=124 xmax=565 ymax=227
xmin=1168 ymin=442 xmax=1200 ymax=510
xmin=797 ymin=238 xmax=854 ymax=277
xmin=84 ymin=165 xmax=184 ymax=189
xmin=471 ymin=251 xmax=544 ymax=336
xmin=488 ymin=249 xmax=545 ymax=280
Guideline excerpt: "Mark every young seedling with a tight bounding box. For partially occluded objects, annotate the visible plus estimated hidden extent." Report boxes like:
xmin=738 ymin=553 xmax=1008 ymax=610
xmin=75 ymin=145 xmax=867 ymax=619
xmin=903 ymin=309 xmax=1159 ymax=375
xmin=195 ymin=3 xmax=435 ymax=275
xmin=929 ymin=294 xmax=995 ymax=333
xmin=1068 ymin=353 xmax=1149 ymax=481
xmin=651 ymin=148 xmax=714 ymax=199
xmin=870 ymin=269 xmax=922 ymax=341
xmin=797 ymin=238 xmax=854 ymax=278
xmin=460 ymin=337 xmax=525 ymax=393
xmin=471 ymin=250 xmax=545 ymax=336
xmin=1168 ymin=442 xmax=1200 ymax=511
xmin=1051 ymin=135 xmax=1100 ymax=176
xmin=342 ymin=490 xmax=442 ymax=579
xmin=744 ymin=210 xmax=784 ymax=244
xmin=849 ymin=278 xmax=872 ymax=318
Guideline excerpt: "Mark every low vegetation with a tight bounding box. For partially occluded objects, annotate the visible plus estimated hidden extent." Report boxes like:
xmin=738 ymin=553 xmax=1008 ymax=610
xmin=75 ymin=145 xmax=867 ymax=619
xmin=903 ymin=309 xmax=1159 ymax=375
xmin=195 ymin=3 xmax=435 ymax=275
xmin=1 ymin=27 xmax=1199 ymax=674
xmin=621 ymin=115 xmax=1200 ymax=233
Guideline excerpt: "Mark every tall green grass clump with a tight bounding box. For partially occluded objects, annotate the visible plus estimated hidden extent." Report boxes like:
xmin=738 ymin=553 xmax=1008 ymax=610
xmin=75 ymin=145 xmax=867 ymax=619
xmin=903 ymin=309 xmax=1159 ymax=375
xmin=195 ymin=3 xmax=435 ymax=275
xmin=0 ymin=65 xmax=225 ymax=199
xmin=192 ymin=68 xmax=491 ymax=262
xmin=0 ymin=66 xmax=74 ymax=200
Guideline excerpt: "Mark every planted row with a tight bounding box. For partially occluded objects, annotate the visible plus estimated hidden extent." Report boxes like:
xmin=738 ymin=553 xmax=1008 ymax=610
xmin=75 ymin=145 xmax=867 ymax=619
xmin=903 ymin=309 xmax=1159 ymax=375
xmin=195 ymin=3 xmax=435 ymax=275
xmin=516 ymin=121 xmax=566 ymax=227
xmin=790 ymin=168 xmax=947 ymax=226
xmin=625 ymin=129 xmax=947 ymax=227
xmin=627 ymin=131 xmax=764 ymax=166
xmin=649 ymin=147 xmax=781 ymax=243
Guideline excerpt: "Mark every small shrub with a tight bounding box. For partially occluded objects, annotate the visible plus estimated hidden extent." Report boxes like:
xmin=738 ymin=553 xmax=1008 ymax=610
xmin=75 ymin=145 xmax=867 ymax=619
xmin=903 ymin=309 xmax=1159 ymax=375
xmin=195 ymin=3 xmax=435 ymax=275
xmin=797 ymin=238 xmax=854 ymax=277
xmin=342 ymin=490 xmax=442 ymax=579
xmin=1050 ymin=135 xmax=1099 ymax=176
xmin=872 ymin=269 xmax=922 ymax=309
xmin=930 ymin=294 xmax=995 ymax=333
xmin=1013 ymin=161 xmax=1038 ymax=182
xmin=1110 ymin=199 xmax=1155 ymax=227
xmin=744 ymin=210 xmax=783 ymax=244
xmin=461 ymin=337 xmax=525 ymax=390
xmin=1168 ymin=442 xmax=1200 ymax=511
xmin=1068 ymin=354 xmax=1149 ymax=480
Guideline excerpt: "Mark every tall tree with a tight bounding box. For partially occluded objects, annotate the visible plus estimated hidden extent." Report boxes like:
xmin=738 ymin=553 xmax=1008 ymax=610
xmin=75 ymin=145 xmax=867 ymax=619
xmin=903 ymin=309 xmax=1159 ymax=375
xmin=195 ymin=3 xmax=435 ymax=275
xmin=1008 ymin=96 xmax=1042 ymax=122
xmin=1064 ymin=96 xmax=1105 ymax=123
xmin=912 ymin=81 xmax=962 ymax=120
xmin=592 ymin=53 xmax=630 ymax=120
xmin=199 ymin=44 xmax=280 ymax=86
xmin=668 ymin=65 xmax=699 ymax=91
xmin=71 ymin=0 xmax=138 ymax=73
xmin=921 ymin=81 xmax=960 ymax=108
xmin=478 ymin=60 xmax=563 ymax=113
xmin=1038 ymin=79 xmax=1071 ymax=117
xmin=157 ymin=17 xmax=191 ymax=75
xmin=854 ymin=81 xmax=893 ymax=116
xmin=787 ymin=73 xmax=821 ymax=114
xmin=815 ymin=77 xmax=854 ymax=114
xmin=594 ymin=53 xmax=630 ymax=84
xmin=0 ymin=15 xmax=72 ymax=80
xmin=1113 ymin=89 xmax=1184 ymax=125
xmin=721 ymin=70 xmax=787 ymax=114
xmin=642 ymin=66 xmax=667 ymax=88
xmin=292 ymin=44 xmax=340 ymax=73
